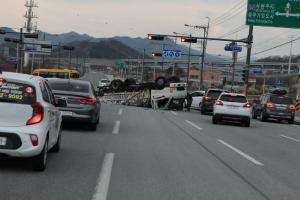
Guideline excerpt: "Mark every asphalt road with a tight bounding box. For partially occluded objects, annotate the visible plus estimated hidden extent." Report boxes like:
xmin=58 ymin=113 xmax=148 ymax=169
xmin=1 ymin=104 xmax=300 ymax=200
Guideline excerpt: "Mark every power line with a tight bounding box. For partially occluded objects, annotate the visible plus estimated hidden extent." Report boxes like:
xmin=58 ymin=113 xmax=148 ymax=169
xmin=212 ymin=4 xmax=247 ymax=26
xmin=211 ymin=0 xmax=246 ymax=23
xmin=218 ymin=25 xmax=247 ymax=38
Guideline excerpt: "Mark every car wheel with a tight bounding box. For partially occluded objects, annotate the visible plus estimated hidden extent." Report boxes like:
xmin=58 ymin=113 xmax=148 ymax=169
xmin=89 ymin=122 xmax=98 ymax=131
xmin=212 ymin=116 xmax=218 ymax=124
xmin=260 ymin=112 xmax=267 ymax=122
xmin=244 ymin=119 xmax=251 ymax=127
xmin=32 ymin=139 xmax=48 ymax=171
xmin=52 ymin=129 xmax=61 ymax=153
xmin=252 ymin=111 xmax=257 ymax=119
xmin=201 ymin=109 xmax=206 ymax=115
xmin=288 ymin=119 xmax=294 ymax=124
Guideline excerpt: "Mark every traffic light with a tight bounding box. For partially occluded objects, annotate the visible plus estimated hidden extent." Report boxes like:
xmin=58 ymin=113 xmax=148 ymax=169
xmin=24 ymin=33 xmax=39 ymax=39
xmin=41 ymin=44 xmax=52 ymax=49
xmin=147 ymin=34 xmax=164 ymax=41
xmin=241 ymin=69 xmax=249 ymax=82
xmin=181 ymin=37 xmax=197 ymax=43
xmin=63 ymin=46 xmax=75 ymax=51
xmin=152 ymin=52 xmax=162 ymax=57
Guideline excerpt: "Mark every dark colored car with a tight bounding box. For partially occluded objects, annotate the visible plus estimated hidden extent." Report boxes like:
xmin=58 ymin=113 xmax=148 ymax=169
xmin=47 ymin=79 xmax=101 ymax=130
xmin=252 ymin=90 xmax=295 ymax=124
xmin=201 ymin=89 xmax=227 ymax=114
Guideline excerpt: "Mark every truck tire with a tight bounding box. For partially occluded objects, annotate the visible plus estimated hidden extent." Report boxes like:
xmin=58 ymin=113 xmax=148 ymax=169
xmin=110 ymin=80 xmax=123 ymax=92
xmin=155 ymin=76 xmax=167 ymax=89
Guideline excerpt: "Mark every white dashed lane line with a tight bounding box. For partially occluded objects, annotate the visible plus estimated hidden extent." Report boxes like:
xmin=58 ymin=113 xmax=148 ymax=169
xmin=218 ymin=140 xmax=264 ymax=166
xmin=280 ymin=135 xmax=300 ymax=143
xmin=92 ymin=153 xmax=115 ymax=200
xmin=171 ymin=111 xmax=177 ymax=116
xmin=118 ymin=109 xmax=123 ymax=116
xmin=185 ymin=120 xmax=203 ymax=131
xmin=112 ymin=120 xmax=121 ymax=134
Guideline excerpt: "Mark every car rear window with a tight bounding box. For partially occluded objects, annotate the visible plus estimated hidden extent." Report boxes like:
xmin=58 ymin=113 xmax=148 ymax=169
xmin=207 ymin=90 xmax=223 ymax=99
xmin=0 ymin=81 xmax=36 ymax=105
xmin=270 ymin=95 xmax=293 ymax=104
xmin=40 ymin=72 xmax=69 ymax=79
xmin=48 ymin=81 xmax=90 ymax=93
xmin=220 ymin=95 xmax=247 ymax=103
xmin=101 ymin=80 xmax=110 ymax=83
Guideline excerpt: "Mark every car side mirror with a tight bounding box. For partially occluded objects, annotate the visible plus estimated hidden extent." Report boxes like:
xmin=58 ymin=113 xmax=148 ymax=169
xmin=56 ymin=98 xmax=67 ymax=107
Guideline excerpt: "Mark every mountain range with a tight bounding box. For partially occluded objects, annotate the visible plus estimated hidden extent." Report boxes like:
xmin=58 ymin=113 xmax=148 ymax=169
xmin=0 ymin=27 xmax=228 ymax=61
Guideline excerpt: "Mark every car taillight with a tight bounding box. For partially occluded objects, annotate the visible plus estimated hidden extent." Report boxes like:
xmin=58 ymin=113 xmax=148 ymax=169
xmin=265 ymin=103 xmax=274 ymax=108
xmin=29 ymin=134 xmax=39 ymax=146
xmin=288 ymin=105 xmax=296 ymax=110
xmin=243 ymin=103 xmax=252 ymax=108
xmin=77 ymin=97 xmax=96 ymax=105
xmin=27 ymin=103 xmax=44 ymax=125
xmin=204 ymin=96 xmax=212 ymax=101
xmin=215 ymin=100 xmax=223 ymax=106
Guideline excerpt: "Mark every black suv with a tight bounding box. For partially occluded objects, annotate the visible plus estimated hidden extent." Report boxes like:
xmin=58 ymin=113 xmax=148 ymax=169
xmin=201 ymin=89 xmax=227 ymax=114
xmin=252 ymin=90 xmax=295 ymax=124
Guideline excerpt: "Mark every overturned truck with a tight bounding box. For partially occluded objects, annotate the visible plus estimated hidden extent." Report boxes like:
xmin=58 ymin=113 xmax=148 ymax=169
xmin=99 ymin=76 xmax=187 ymax=110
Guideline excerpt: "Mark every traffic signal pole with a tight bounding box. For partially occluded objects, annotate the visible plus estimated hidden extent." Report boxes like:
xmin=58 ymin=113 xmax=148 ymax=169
xmin=245 ymin=25 xmax=253 ymax=96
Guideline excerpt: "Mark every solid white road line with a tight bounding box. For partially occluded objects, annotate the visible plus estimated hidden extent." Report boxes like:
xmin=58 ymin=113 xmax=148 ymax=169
xmin=171 ymin=111 xmax=177 ymax=116
xmin=112 ymin=120 xmax=121 ymax=134
xmin=185 ymin=120 xmax=203 ymax=131
xmin=218 ymin=140 xmax=264 ymax=166
xmin=118 ymin=109 xmax=123 ymax=116
xmin=280 ymin=135 xmax=300 ymax=143
xmin=92 ymin=153 xmax=115 ymax=200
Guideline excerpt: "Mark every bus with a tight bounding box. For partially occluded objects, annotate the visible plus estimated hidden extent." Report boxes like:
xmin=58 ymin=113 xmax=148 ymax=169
xmin=32 ymin=69 xmax=80 ymax=80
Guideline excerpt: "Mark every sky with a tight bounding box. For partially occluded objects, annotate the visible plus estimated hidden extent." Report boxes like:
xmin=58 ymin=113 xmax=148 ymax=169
xmin=1 ymin=0 xmax=300 ymax=59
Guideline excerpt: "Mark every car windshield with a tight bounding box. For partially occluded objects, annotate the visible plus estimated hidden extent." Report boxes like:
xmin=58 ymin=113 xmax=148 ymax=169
xmin=0 ymin=81 xmax=36 ymax=105
xmin=220 ymin=95 xmax=247 ymax=103
xmin=207 ymin=90 xmax=223 ymax=100
xmin=270 ymin=95 xmax=293 ymax=104
xmin=48 ymin=81 xmax=89 ymax=93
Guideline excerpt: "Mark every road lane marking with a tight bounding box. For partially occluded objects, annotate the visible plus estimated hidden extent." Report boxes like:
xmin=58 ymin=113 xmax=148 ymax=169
xmin=185 ymin=120 xmax=203 ymax=131
xmin=118 ymin=109 xmax=123 ymax=116
xmin=218 ymin=140 xmax=264 ymax=166
xmin=171 ymin=111 xmax=177 ymax=116
xmin=112 ymin=120 xmax=121 ymax=134
xmin=92 ymin=153 xmax=115 ymax=200
xmin=280 ymin=135 xmax=300 ymax=143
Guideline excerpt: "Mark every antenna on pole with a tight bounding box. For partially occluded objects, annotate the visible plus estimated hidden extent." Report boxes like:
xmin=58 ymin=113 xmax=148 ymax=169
xmin=24 ymin=0 xmax=38 ymax=33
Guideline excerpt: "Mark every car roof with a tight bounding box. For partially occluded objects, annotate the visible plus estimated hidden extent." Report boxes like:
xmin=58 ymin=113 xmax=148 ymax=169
xmin=47 ymin=78 xmax=90 ymax=85
xmin=1 ymin=72 xmax=43 ymax=84
xmin=221 ymin=92 xmax=246 ymax=97
xmin=207 ymin=88 xmax=226 ymax=92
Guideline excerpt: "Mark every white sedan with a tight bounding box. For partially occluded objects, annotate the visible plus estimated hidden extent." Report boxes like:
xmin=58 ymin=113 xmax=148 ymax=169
xmin=212 ymin=93 xmax=252 ymax=127
xmin=0 ymin=72 xmax=65 ymax=171
xmin=187 ymin=91 xmax=205 ymax=110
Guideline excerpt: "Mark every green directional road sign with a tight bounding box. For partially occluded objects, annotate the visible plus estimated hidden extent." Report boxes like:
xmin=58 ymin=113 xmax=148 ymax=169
xmin=114 ymin=61 xmax=125 ymax=69
xmin=246 ymin=0 xmax=300 ymax=29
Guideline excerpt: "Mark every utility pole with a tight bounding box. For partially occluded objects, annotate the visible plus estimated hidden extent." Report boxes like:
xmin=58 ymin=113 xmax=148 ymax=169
xmin=231 ymin=43 xmax=238 ymax=92
xmin=288 ymin=36 xmax=293 ymax=75
xmin=245 ymin=25 xmax=253 ymax=96
xmin=17 ymin=28 xmax=24 ymax=73
xmin=184 ymin=17 xmax=210 ymax=89
xmin=141 ymin=48 xmax=145 ymax=83
xmin=24 ymin=0 xmax=38 ymax=33
xmin=187 ymin=34 xmax=192 ymax=84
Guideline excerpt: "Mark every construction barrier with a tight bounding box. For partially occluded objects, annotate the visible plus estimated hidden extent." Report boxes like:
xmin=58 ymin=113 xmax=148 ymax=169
xmin=296 ymin=100 xmax=300 ymax=111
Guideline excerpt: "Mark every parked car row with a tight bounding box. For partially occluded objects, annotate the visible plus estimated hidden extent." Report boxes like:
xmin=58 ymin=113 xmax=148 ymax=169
xmin=189 ymin=88 xmax=296 ymax=127
xmin=0 ymin=72 xmax=100 ymax=171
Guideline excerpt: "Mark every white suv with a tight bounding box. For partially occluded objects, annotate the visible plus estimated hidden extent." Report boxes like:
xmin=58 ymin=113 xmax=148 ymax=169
xmin=212 ymin=93 xmax=252 ymax=127
xmin=0 ymin=72 xmax=64 ymax=171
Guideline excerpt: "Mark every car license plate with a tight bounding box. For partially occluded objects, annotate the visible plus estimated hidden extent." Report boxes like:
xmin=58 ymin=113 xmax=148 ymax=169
xmin=0 ymin=137 xmax=7 ymax=146
xmin=62 ymin=111 xmax=73 ymax=117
